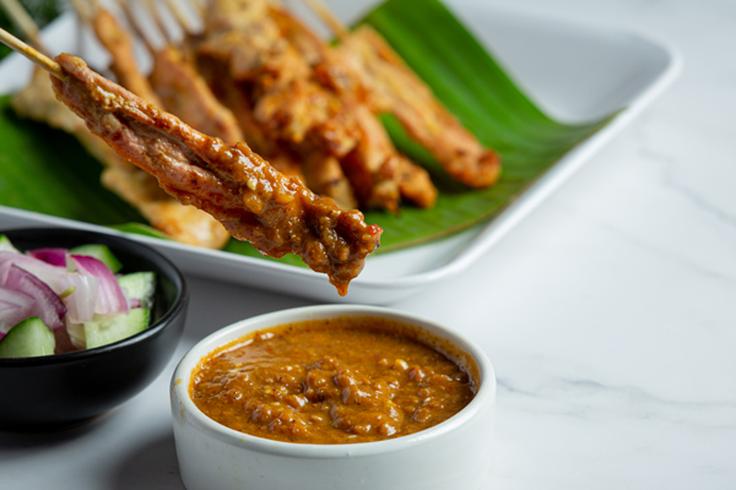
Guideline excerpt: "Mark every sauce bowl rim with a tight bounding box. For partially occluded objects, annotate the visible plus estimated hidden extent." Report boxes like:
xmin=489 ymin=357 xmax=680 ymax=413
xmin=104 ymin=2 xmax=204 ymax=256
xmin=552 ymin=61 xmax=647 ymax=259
xmin=171 ymin=304 xmax=495 ymax=459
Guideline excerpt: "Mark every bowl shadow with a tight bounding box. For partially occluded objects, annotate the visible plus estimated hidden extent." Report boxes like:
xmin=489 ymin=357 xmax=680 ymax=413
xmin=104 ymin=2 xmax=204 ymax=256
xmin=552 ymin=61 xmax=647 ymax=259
xmin=107 ymin=429 xmax=183 ymax=490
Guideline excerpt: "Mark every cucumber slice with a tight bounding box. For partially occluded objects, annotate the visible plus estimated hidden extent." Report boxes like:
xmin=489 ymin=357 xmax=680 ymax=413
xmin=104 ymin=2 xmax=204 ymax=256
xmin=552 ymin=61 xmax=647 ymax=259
xmin=118 ymin=272 xmax=156 ymax=307
xmin=0 ymin=234 xmax=18 ymax=253
xmin=0 ymin=317 xmax=55 ymax=358
xmin=70 ymin=244 xmax=123 ymax=273
xmin=84 ymin=308 xmax=150 ymax=349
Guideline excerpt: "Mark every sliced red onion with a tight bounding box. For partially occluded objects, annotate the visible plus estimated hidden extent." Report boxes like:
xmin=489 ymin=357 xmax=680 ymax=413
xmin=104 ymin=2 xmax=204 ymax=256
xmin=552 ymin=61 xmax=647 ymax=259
xmin=71 ymin=255 xmax=128 ymax=316
xmin=62 ymin=273 xmax=98 ymax=324
xmin=28 ymin=248 xmax=68 ymax=268
xmin=0 ymin=251 xmax=69 ymax=292
xmin=0 ymin=287 xmax=35 ymax=336
xmin=2 ymin=265 xmax=66 ymax=331
xmin=0 ymin=252 xmax=97 ymax=324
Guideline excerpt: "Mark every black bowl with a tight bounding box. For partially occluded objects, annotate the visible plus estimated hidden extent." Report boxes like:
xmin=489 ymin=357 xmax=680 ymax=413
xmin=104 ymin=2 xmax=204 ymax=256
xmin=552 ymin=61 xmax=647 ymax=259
xmin=0 ymin=228 xmax=188 ymax=430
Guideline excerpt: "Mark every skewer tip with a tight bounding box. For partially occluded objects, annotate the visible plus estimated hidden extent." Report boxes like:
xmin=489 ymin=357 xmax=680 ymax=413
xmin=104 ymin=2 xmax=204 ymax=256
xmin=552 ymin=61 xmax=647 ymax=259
xmin=0 ymin=27 xmax=62 ymax=77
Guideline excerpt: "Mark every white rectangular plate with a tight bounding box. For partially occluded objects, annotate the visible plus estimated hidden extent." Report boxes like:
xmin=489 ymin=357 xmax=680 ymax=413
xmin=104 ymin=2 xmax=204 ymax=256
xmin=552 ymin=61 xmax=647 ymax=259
xmin=0 ymin=0 xmax=680 ymax=304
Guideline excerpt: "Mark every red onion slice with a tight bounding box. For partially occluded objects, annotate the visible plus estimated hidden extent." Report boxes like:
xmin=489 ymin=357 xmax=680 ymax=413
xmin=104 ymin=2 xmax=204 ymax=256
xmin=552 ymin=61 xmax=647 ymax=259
xmin=0 ymin=287 xmax=35 ymax=337
xmin=71 ymin=255 xmax=128 ymax=316
xmin=28 ymin=248 xmax=68 ymax=268
xmin=2 ymin=265 xmax=66 ymax=331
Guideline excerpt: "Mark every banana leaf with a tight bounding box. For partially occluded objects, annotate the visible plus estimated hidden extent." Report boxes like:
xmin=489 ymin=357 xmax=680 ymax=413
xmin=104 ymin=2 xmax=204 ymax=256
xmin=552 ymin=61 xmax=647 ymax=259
xmin=0 ymin=0 xmax=612 ymax=266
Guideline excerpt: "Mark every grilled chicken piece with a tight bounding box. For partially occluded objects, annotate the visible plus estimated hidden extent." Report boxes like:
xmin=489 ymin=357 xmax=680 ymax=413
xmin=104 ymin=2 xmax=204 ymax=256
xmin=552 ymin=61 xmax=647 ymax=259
xmin=52 ymin=54 xmax=381 ymax=294
xmin=89 ymin=7 xmax=161 ymax=106
xmin=197 ymin=0 xmax=402 ymax=211
xmin=335 ymin=26 xmax=501 ymax=188
xmin=267 ymin=6 xmax=436 ymax=208
xmin=12 ymin=68 xmax=229 ymax=248
xmin=194 ymin=59 xmax=307 ymax=185
xmin=85 ymin=5 xmax=236 ymax=246
xmin=150 ymin=47 xmax=243 ymax=145
xmin=101 ymin=165 xmax=230 ymax=247
xmin=252 ymin=77 xmax=358 ymax=158
xmin=302 ymin=152 xmax=357 ymax=210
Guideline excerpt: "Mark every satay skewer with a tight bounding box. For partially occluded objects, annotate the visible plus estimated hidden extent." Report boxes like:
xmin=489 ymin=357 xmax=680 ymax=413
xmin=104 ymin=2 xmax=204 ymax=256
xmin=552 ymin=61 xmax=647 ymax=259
xmin=302 ymin=0 xmax=348 ymax=40
xmin=142 ymin=0 xmax=172 ymax=44
xmin=115 ymin=0 xmax=157 ymax=54
xmin=0 ymin=27 xmax=62 ymax=77
xmin=0 ymin=0 xmax=44 ymax=49
xmin=164 ymin=0 xmax=196 ymax=35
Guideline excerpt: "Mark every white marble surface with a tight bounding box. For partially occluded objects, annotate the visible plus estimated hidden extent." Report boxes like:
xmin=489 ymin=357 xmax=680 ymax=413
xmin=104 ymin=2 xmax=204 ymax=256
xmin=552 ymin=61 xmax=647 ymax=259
xmin=1 ymin=0 xmax=735 ymax=488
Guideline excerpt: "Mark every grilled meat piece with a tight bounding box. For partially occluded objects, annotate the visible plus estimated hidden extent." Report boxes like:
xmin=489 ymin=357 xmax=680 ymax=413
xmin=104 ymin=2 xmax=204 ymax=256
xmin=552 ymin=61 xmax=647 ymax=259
xmin=13 ymin=68 xmax=229 ymax=248
xmin=89 ymin=7 xmax=161 ymax=105
xmin=150 ymin=47 xmax=243 ymax=145
xmin=51 ymin=54 xmax=382 ymax=294
xmin=302 ymin=152 xmax=358 ymax=210
xmin=267 ymin=6 xmax=436 ymax=208
xmin=197 ymin=0 xmax=405 ymax=211
xmin=335 ymin=26 xmax=501 ymax=188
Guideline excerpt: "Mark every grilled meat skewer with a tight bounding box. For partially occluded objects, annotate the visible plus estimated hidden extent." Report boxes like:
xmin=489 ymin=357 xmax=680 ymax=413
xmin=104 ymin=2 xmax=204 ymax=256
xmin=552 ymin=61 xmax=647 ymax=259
xmin=52 ymin=54 xmax=382 ymax=294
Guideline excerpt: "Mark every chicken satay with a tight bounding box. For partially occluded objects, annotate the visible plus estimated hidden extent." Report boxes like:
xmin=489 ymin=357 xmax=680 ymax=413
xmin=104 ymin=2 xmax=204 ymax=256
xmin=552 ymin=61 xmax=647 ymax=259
xmin=252 ymin=77 xmax=358 ymax=158
xmin=88 ymin=6 xmax=161 ymax=105
xmin=12 ymin=68 xmax=230 ymax=248
xmin=266 ymin=5 xmax=436 ymax=208
xmin=101 ymin=164 xmax=231 ymax=247
xmin=194 ymin=0 xmax=354 ymax=192
xmin=266 ymin=5 xmax=359 ymax=96
xmin=335 ymin=27 xmax=501 ymax=188
xmin=302 ymin=152 xmax=357 ymax=210
xmin=196 ymin=0 xmax=384 ymax=209
xmin=115 ymin=1 xmax=245 ymax=146
xmin=149 ymin=46 xmax=243 ymax=145
xmin=83 ymin=4 xmax=236 ymax=245
xmin=199 ymin=0 xmax=402 ymax=211
xmin=348 ymin=105 xmax=436 ymax=209
xmin=267 ymin=4 xmax=328 ymax=68
xmin=51 ymin=54 xmax=381 ymax=294
xmin=193 ymin=56 xmax=306 ymax=183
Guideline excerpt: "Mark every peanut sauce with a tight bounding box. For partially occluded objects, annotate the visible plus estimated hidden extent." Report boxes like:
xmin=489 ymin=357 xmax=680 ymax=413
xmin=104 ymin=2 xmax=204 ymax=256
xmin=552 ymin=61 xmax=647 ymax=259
xmin=190 ymin=317 xmax=477 ymax=444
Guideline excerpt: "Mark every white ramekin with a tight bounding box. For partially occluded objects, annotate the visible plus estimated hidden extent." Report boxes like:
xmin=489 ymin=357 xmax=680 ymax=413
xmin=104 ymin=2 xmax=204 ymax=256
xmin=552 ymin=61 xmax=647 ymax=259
xmin=170 ymin=305 xmax=496 ymax=490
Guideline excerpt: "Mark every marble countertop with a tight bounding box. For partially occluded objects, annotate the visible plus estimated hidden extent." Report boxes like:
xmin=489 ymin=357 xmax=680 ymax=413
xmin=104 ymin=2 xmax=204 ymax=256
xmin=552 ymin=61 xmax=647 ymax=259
xmin=1 ymin=0 xmax=734 ymax=488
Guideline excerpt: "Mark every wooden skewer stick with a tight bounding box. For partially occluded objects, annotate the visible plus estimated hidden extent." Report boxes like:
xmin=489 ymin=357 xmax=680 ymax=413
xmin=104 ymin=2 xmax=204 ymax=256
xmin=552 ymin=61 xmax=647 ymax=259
xmin=0 ymin=27 xmax=62 ymax=77
xmin=164 ymin=0 xmax=194 ymax=35
xmin=142 ymin=0 xmax=172 ymax=44
xmin=0 ymin=0 xmax=44 ymax=50
xmin=114 ymin=0 xmax=157 ymax=54
xmin=303 ymin=0 xmax=349 ymax=40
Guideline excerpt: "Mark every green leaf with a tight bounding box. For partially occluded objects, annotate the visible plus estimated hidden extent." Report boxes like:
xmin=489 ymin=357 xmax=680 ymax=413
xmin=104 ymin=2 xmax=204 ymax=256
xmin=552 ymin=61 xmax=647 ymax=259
xmin=358 ymin=0 xmax=613 ymax=253
xmin=0 ymin=0 xmax=613 ymax=266
xmin=0 ymin=97 xmax=142 ymax=224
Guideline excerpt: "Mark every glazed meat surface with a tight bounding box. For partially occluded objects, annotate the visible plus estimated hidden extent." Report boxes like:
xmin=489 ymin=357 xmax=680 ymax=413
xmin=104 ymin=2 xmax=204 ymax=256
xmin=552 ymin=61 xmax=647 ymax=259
xmin=336 ymin=27 xmax=501 ymax=188
xmin=90 ymin=7 xmax=161 ymax=106
xmin=150 ymin=47 xmax=244 ymax=145
xmin=12 ymin=68 xmax=230 ymax=249
xmin=195 ymin=0 xmax=439 ymax=211
xmin=51 ymin=54 xmax=382 ymax=294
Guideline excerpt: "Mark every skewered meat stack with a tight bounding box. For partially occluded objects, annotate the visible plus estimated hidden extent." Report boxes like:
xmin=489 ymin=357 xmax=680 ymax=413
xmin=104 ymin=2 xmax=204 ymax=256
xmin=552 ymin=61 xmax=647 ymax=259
xmin=0 ymin=14 xmax=381 ymax=294
xmin=0 ymin=0 xmax=504 ymax=293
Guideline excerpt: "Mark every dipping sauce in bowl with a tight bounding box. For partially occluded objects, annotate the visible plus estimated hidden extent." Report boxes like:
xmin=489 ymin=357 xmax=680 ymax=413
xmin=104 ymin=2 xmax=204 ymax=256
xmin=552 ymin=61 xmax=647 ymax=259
xmin=172 ymin=306 xmax=494 ymax=490
xmin=190 ymin=316 xmax=478 ymax=444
